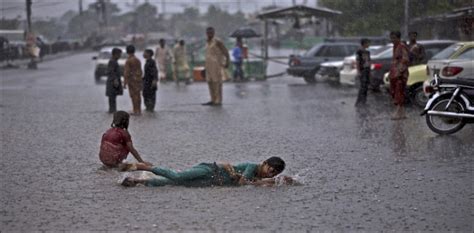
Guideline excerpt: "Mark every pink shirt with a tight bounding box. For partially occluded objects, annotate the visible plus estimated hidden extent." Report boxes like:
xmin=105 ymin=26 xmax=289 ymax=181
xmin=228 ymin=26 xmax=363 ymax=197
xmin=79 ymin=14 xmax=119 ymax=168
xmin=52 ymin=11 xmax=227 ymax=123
xmin=99 ymin=128 xmax=132 ymax=167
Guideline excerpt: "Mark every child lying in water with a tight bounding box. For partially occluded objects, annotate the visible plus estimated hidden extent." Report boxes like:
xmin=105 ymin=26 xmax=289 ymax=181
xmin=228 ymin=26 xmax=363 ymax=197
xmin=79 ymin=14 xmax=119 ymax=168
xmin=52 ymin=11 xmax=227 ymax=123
xmin=121 ymin=156 xmax=295 ymax=187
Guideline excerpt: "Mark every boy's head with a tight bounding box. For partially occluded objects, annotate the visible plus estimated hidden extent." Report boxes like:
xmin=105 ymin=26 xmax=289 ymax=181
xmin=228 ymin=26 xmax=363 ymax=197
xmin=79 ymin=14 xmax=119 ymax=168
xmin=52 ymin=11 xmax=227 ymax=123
xmin=111 ymin=48 xmax=122 ymax=60
xmin=360 ymin=38 xmax=370 ymax=49
xmin=159 ymin=38 xmax=165 ymax=47
xmin=126 ymin=45 xmax=135 ymax=55
xmin=408 ymin=31 xmax=418 ymax=41
xmin=179 ymin=40 xmax=185 ymax=46
xmin=260 ymin=156 xmax=285 ymax=178
xmin=143 ymin=49 xmax=154 ymax=59
xmin=112 ymin=111 xmax=130 ymax=129
xmin=390 ymin=31 xmax=401 ymax=44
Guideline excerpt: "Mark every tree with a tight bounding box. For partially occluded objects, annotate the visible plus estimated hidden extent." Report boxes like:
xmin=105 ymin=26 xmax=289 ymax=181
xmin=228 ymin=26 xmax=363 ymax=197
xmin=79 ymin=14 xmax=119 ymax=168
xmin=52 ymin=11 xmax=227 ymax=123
xmin=319 ymin=0 xmax=471 ymax=36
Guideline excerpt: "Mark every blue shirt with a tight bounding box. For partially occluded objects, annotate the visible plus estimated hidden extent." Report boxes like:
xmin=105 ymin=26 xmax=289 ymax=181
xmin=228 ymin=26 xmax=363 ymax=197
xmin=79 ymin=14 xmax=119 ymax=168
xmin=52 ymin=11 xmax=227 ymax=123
xmin=232 ymin=47 xmax=243 ymax=63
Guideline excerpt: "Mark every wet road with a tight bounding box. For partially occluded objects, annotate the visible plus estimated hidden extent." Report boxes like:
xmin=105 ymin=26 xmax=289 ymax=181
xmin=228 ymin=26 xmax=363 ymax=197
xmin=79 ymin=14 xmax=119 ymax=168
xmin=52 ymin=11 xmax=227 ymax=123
xmin=1 ymin=52 xmax=473 ymax=232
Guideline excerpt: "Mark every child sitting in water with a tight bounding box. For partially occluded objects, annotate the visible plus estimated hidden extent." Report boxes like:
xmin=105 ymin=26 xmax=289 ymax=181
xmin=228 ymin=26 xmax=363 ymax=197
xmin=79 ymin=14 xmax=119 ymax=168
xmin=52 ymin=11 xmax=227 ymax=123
xmin=121 ymin=156 xmax=295 ymax=187
xmin=99 ymin=111 xmax=152 ymax=167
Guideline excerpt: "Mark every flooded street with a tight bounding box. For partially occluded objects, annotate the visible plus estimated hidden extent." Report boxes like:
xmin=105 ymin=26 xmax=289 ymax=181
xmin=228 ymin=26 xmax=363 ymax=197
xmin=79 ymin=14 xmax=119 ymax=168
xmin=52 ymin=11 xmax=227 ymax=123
xmin=1 ymin=52 xmax=473 ymax=231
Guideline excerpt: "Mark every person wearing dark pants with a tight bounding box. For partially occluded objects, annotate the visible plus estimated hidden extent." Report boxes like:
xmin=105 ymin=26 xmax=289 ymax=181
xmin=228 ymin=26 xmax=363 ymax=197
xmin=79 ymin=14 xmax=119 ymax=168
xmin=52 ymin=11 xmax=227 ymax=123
xmin=355 ymin=38 xmax=371 ymax=107
xmin=142 ymin=49 xmax=158 ymax=112
xmin=232 ymin=39 xmax=244 ymax=82
xmin=106 ymin=48 xmax=123 ymax=113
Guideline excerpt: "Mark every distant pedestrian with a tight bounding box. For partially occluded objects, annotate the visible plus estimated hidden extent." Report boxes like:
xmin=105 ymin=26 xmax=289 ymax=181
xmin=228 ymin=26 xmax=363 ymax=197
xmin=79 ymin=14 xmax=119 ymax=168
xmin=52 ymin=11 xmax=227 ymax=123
xmin=389 ymin=31 xmax=410 ymax=120
xmin=124 ymin=45 xmax=143 ymax=115
xmin=408 ymin=31 xmax=425 ymax=66
xmin=202 ymin=27 xmax=230 ymax=106
xmin=173 ymin=40 xmax=191 ymax=85
xmin=99 ymin=111 xmax=152 ymax=168
xmin=355 ymin=38 xmax=371 ymax=107
xmin=142 ymin=49 xmax=158 ymax=112
xmin=232 ymin=38 xmax=244 ymax=82
xmin=105 ymin=48 xmax=123 ymax=113
xmin=155 ymin=39 xmax=173 ymax=82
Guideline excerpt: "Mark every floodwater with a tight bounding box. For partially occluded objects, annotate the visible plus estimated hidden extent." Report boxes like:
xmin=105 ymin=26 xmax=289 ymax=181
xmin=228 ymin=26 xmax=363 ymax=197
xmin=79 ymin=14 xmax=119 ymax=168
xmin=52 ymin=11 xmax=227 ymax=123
xmin=0 ymin=52 xmax=472 ymax=231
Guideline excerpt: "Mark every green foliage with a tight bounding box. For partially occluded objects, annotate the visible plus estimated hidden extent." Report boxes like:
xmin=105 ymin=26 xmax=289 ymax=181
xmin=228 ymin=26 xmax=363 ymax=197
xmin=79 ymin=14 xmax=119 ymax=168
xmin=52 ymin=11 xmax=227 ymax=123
xmin=0 ymin=19 xmax=21 ymax=30
xmin=320 ymin=0 xmax=471 ymax=36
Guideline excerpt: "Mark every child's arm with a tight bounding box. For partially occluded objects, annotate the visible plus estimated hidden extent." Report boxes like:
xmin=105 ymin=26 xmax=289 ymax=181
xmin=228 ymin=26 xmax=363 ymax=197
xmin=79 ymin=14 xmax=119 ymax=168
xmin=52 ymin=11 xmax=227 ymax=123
xmin=126 ymin=141 xmax=152 ymax=166
xmin=247 ymin=176 xmax=295 ymax=187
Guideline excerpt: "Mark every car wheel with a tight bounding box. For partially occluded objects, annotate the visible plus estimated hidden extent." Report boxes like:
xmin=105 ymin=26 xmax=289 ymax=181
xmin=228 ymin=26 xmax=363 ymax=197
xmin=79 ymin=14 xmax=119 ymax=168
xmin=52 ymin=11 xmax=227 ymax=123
xmin=411 ymin=85 xmax=428 ymax=108
xmin=303 ymin=72 xmax=317 ymax=84
xmin=95 ymin=73 xmax=101 ymax=82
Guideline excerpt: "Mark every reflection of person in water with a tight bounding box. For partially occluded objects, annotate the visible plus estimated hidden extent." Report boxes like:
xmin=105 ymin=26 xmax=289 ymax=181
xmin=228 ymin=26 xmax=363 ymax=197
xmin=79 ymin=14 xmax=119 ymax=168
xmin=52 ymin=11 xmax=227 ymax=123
xmin=121 ymin=156 xmax=295 ymax=187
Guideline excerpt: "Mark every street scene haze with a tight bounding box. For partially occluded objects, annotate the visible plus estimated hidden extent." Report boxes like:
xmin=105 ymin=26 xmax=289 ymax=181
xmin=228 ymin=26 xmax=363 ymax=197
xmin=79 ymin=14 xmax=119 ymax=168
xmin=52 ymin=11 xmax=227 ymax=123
xmin=1 ymin=0 xmax=473 ymax=232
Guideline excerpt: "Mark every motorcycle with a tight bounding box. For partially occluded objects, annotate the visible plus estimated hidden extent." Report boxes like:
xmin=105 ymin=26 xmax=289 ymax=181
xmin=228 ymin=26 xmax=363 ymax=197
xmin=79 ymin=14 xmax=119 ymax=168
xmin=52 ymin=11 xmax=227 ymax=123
xmin=421 ymin=74 xmax=474 ymax=135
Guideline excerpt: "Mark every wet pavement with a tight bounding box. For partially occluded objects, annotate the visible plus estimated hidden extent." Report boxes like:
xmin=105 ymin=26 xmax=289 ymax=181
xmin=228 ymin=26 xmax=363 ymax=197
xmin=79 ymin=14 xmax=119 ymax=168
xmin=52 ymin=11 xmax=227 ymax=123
xmin=1 ymin=52 xmax=473 ymax=232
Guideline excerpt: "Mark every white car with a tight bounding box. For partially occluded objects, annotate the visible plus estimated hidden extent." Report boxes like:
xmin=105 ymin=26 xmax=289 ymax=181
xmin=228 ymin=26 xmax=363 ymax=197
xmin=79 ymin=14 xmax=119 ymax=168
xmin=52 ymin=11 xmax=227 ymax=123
xmin=424 ymin=59 xmax=474 ymax=96
xmin=93 ymin=46 xmax=127 ymax=82
xmin=339 ymin=45 xmax=387 ymax=86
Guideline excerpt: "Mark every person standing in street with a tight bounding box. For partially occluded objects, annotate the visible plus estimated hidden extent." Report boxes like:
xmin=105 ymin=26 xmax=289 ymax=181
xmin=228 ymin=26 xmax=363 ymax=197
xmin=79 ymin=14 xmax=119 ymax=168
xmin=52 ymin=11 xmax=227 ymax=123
xmin=355 ymin=38 xmax=371 ymax=107
xmin=124 ymin=45 xmax=143 ymax=116
xmin=232 ymin=38 xmax=244 ymax=82
xmin=106 ymin=48 xmax=123 ymax=113
xmin=408 ymin=31 xmax=425 ymax=66
xmin=142 ymin=49 xmax=158 ymax=112
xmin=203 ymin=27 xmax=230 ymax=106
xmin=155 ymin=39 xmax=173 ymax=82
xmin=389 ymin=31 xmax=410 ymax=120
xmin=173 ymin=40 xmax=191 ymax=85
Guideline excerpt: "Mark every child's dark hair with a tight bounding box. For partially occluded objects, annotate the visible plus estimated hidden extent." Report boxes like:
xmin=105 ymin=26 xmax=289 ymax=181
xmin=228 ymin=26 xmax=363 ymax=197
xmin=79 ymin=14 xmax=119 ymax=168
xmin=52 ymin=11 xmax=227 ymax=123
xmin=360 ymin=38 xmax=370 ymax=46
xmin=390 ymin=31 xmax=401 ymax=39
xmin=126 ymin=45 xmax=135 ymax=54
xmin=144 ymin=49 xmax=154 ymax=57
xmin=112 ymin=111 xmax=130 ymax=129
xmin=112 ymin=48 xmax=122 ymax=57
xmin=265 ymin=156 xmax=285 ymax=174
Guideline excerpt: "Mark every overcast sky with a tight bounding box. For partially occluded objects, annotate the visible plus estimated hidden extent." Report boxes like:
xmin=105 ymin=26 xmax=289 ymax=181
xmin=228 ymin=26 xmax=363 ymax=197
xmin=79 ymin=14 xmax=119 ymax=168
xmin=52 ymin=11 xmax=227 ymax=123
xmin=1 ymin=0 xmax=319 ymax=20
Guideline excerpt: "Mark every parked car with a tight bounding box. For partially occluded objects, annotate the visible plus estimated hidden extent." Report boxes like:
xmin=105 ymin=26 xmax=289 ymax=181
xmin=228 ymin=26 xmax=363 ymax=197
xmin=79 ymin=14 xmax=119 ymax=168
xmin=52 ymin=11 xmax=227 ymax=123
xmin=317 ymin=46 xmax=382 ymax=83
xmin=92 ymin=47 xmax=127 ymax=82
xmin=427 ymin=42 xmax=474 ymax=78
xmin=287 ymin=42 xmax=359 ymax=84
xmin=371 ymin=41 xmax=454 ymax=89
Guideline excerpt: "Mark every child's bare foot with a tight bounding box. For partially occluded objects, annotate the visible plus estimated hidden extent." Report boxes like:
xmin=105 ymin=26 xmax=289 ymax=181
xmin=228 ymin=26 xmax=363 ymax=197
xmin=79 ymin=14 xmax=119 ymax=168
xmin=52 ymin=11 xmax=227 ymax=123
xmin=118 ymin=163 xmax=138 ymax=172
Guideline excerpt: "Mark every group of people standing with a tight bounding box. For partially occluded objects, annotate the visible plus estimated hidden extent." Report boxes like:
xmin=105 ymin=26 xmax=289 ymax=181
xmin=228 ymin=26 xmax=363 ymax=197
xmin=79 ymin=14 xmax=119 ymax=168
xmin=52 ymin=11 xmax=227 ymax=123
xmin=105 ymin=45 xmax=158 ymax=115
xmin=105 ymin=26 xmax=249 ymax=113
xmin=354 ymin=30 xmax=425 ymax=120
xmin=105 ymin=38 xmax=191 ymax=115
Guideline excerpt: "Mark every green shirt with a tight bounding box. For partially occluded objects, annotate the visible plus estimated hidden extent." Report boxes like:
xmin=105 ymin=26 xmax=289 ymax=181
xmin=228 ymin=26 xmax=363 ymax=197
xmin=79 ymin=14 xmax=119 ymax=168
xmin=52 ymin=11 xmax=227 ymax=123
xmin=233 ymin=163 xmax=259 ymax=180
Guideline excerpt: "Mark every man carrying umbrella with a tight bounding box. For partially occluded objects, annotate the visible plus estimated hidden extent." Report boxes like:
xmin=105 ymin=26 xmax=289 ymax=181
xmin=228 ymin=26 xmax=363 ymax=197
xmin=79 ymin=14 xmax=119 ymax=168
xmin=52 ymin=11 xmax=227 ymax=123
xmin=202 ymin=27 xmax=230 ymax=106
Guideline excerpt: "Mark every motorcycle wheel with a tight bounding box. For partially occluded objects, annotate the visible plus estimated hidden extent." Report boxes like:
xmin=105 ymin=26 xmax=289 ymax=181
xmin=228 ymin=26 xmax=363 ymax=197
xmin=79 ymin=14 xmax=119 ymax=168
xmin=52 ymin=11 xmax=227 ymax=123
xmin=426 ymin=97 xmax=465 ymax=135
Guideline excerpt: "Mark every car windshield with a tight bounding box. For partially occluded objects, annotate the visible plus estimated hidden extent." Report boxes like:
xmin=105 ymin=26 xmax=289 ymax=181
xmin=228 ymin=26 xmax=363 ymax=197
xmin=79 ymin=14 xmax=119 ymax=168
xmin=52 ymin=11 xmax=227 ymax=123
xmin=98 ymin=51 xmax=127 ymax=59
xmin=371 ymin=45 xmax=392 ymax=56
xmin=304 ymin=44 xmax=323 ymax=56
xmin=431 ymin=44 xmax=461 ymax=60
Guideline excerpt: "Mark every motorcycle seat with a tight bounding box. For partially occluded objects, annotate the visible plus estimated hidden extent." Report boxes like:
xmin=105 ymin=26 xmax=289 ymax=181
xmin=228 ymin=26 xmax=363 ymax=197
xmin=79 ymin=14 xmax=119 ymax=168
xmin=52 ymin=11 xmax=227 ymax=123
xmin=439 ymin=78 xmax=474 ymax=87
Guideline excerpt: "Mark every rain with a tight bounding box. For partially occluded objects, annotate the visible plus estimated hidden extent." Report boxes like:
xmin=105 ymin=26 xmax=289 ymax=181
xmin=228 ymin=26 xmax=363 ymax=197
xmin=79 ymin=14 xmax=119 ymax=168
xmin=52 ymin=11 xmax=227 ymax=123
xmin=1 ymin=0 xmax=473 ymax=231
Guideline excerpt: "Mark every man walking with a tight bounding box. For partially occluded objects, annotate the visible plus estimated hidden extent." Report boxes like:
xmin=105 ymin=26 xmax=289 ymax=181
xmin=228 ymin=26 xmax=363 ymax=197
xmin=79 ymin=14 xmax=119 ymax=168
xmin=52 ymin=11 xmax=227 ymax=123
xmin=389 ymin=31 xmax=410 ymax=120
xmin=173 ymin=40 xmax=191 ymax=85
xmin=142 ymin=49 xmax=158 ymax=112
xmin=124 ymin=45 xmax=143 ymax=115
xmin=232 ymin=38 xmax=244 ymax=82
xmin=155 ymin=39 xmax=173 ymax=82
xmin=408 ymin=31 xmax=425 ymax=66
xmin=106 ymin=48 xmax=123 ymax=113
xmin=355 ymin=38 xmax=371 ymax=106
xmin=202 ymin=27 xmax=230 ymax=106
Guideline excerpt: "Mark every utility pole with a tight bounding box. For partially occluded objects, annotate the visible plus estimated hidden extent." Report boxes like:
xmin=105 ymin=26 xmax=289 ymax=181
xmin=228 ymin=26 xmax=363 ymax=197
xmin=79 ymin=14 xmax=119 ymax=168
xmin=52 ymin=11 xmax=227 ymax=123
xmin=161 ymin=0 xmax=166 ymax=16
xmin=403 ymin=0 xmax=409 ymax=37
xmin=26 ymin=0 xmax=32 ymax=32
xmin=79 ymin=0 xmax=83 ymax=15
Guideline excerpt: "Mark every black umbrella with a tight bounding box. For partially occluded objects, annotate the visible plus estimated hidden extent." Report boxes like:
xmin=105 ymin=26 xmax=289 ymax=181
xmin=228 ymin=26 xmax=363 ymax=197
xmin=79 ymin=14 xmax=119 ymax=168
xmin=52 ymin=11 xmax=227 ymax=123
xmin=229 ymin=27 xmax=260 ymax=38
